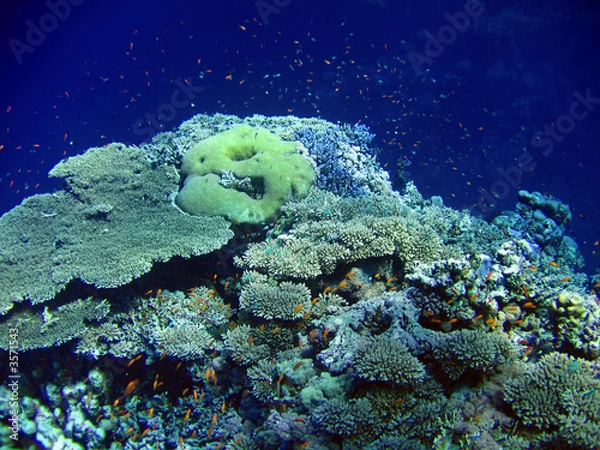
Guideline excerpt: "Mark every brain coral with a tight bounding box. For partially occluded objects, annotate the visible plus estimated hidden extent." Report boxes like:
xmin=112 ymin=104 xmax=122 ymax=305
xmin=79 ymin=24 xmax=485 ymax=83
xmin=176 ymin=125 xmax=316 ymax=224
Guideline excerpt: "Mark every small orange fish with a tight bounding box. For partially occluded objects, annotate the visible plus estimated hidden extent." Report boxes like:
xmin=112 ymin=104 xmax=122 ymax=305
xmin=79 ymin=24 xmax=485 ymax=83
xmin=323 ymin=328 xmax=330 ymax=341
xmin=293 ymin=304 xmax=305 ymax=314
xmin=212 ymin=413 xmax=217 ymax=425
xmin=123 ymin=379 xmax=140 ymax=398
xmin=485 ymin=271 xmax=493 ymax=281
xmin=127 ymin=354 xmax=142 ymax=367
xmin=183 ymin=408 xmax=191 ymax=421
xmin=144 ymin=289 xmax=153 ymax=295
xmin=522 ymin=302 xmax=536 ymax=309
xmin=472 ymin=313 xmax=484 ymax=321
xmin=293 ymin=361 xmax=303 ymax=370
xmin=300 ymin=440 xmax=310 ymax=450
xmin=447 ymin=318 xmax=458 ymax=324
xmin=549 ymin=261 xmax=559 ymax=267
xmin=141 ymin=428 xmax=150 ymax=437
xmin=560 ymin=277 xmax=571 ymax=282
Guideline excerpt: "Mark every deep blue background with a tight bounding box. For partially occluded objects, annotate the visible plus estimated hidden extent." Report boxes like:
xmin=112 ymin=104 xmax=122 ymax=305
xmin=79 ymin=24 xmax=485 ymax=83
xmin=1 ymin=0 xmax=599 ymax=272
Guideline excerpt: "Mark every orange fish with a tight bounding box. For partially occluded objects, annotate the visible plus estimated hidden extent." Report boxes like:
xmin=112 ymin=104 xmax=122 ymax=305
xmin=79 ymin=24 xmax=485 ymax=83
xmin=522 ymin=301 xmax=536 ymax=309
xmin=123 ymin=379 xmax=140 ymax=398
xmin=549 ymin=261 xmax=559 ymax=267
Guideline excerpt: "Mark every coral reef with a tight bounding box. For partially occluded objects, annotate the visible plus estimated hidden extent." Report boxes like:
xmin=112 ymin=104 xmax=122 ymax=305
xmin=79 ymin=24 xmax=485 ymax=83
xmin=0 ymin=144 xmax=232 ymax=314
xmin=2 ymin=113 xmax=600 ymax=450
xmin=237 ymin=188 xmax=445 ymax=279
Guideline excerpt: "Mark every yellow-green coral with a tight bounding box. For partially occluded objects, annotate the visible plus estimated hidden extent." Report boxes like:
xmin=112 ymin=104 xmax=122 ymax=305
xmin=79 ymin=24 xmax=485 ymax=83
xmin=176 ymin=125 xmax=316 ymax=223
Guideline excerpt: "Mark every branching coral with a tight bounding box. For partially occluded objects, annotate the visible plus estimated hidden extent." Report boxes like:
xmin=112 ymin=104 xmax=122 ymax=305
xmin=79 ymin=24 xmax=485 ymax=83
xmin=239 ymin=271 xmax=311 ymax=320
xmin=504 ymin=352 xmax=600 ymax=431
xmin=353 ymin=335 xmax=425 ymax=386
xmin=434 ymin=330 xmax=517 ymax=381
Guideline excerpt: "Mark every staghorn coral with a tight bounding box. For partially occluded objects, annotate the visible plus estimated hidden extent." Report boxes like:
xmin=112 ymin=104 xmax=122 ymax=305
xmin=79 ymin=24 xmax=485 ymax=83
xmin=434 ymin=329 xmax=517 ymax=381
xmin=0 ymin=144 xmax=232 ymax=315
xmin=504 ymin=352 xmax=600 ymax=431
xmin=0 ymin=298 xmax=109 ymax=351
xmin=353 ymin=335 xmax=425 ymax=386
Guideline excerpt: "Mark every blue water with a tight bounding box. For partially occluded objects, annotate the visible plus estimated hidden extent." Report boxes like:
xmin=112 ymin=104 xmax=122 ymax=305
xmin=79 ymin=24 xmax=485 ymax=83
xmin=1 ymin=0 xmax=599 ymax=272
